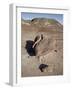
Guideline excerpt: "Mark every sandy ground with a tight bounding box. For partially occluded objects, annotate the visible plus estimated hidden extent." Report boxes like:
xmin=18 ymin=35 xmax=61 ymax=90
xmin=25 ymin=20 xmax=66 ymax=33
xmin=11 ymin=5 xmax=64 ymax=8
xmin=21 ymin=23 xmax=63 ymax=77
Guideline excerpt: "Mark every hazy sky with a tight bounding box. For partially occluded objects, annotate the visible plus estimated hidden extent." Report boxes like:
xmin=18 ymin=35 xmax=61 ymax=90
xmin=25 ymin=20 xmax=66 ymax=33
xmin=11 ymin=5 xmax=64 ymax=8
xmin=21 ymin=12 xmax=63 ymax=24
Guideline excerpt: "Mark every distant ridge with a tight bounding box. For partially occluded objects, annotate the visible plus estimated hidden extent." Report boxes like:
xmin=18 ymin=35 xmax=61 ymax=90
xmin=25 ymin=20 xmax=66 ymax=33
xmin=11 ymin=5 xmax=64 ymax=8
xmin=21 ymin=18 xmax=63 ymax=32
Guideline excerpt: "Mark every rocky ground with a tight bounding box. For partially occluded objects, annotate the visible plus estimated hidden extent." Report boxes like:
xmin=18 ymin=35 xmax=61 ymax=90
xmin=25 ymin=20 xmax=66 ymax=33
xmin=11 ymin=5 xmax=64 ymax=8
xmin=21 ymin=18 xmax=63 ymax=77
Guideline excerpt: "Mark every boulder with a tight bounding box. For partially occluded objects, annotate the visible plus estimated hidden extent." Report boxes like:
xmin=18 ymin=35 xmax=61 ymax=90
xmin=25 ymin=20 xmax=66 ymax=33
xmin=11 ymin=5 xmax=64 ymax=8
xmin=39 ymin=64 xmax=48 ymax=72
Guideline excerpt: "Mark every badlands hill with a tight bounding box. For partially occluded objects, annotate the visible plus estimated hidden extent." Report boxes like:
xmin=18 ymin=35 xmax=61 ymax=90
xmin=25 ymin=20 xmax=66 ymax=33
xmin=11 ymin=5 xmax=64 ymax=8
xmin=22 ymin=18 xmax=63 ymax=33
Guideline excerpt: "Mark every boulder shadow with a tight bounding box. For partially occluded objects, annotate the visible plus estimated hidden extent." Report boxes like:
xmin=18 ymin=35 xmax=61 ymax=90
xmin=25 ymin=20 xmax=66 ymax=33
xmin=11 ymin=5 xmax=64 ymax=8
xmin=25 ymin=40 xmax=36 ymax=56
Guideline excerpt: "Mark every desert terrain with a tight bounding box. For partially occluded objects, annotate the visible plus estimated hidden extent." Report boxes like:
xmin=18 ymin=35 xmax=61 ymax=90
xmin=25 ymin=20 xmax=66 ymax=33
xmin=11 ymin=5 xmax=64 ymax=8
xmin=21 ymin=18 xmax=63 ymax=77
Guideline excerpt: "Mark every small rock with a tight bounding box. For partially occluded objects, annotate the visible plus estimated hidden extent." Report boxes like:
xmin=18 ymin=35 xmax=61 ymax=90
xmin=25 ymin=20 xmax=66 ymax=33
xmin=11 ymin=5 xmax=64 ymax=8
xmin=54 ymin=50 xmax=57 ymax=52
xmin=39 ymin=64 xmax=48 ymax=72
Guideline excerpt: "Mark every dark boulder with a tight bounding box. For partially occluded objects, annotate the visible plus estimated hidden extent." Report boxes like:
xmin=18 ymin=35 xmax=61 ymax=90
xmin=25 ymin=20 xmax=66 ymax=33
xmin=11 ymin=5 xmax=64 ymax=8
xmin=39 ymin=64 xmax=48 ymax=72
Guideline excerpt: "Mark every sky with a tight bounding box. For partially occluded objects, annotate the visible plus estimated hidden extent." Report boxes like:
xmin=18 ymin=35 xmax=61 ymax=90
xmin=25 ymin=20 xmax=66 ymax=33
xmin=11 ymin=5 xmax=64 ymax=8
xmin=21 ymin=12 xmax=63 ymax=24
